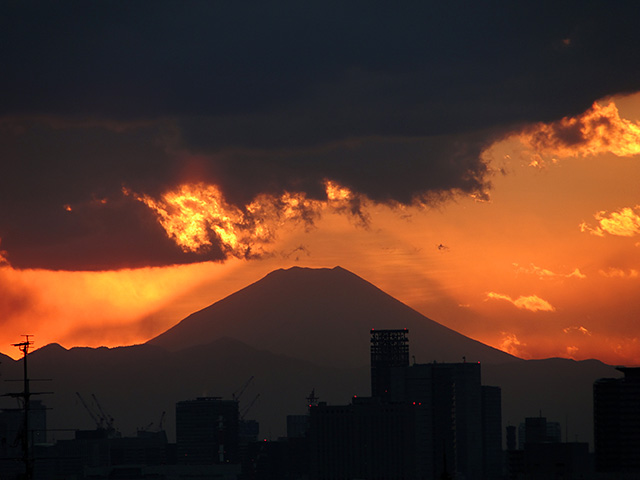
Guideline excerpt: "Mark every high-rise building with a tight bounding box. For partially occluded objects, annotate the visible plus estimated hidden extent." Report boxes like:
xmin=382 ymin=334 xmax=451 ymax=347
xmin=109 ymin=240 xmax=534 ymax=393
xmin=482 ymin=386 xmax=503 ymax=480
xmin=176 ymin=397 xmax=239 ymax=465
xmin=370 ymin=328 xmax=409 ymax=398
xmin=309 ymin=329 xmax=502 ymax=480
xmin=594 ymin=367 xmax=640 ymax=473
xmin=393 ymin=361 xmax=486 ymax=480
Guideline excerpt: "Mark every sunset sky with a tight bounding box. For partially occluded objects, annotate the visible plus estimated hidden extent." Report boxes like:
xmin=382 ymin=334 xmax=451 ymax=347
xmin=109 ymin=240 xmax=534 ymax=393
xmin=2 ymin=2 xmax=640 ymax=364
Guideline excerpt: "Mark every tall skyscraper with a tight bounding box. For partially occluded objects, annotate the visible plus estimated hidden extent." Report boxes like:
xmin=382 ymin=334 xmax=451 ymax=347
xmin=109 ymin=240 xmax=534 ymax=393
xmin=594 ymin=367 xmax=640 ymax=473
xmin=370 ymin=328 xmax=409 ymax=398
xmin=396 ymin=361 xmax=485 ymax=480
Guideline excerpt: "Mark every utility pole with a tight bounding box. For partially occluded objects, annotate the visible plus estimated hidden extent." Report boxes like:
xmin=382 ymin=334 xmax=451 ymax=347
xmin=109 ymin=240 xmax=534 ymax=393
xmin=13 ymin=335 xmax=34 ymax=480
xmin=4 ymin=336 xmax=51 ymax=480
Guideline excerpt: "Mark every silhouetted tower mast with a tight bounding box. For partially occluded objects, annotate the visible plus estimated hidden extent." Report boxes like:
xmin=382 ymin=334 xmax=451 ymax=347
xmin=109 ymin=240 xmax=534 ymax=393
xmin=306 ymin=388 xmax=319 ymax=408
xmin=370 ymin=328 xmax=409 ymax=397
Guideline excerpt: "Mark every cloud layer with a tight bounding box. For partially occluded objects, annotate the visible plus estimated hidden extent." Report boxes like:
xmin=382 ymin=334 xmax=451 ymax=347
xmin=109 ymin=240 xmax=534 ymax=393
xmin=2 ymin=2 xmax=640 ymax=269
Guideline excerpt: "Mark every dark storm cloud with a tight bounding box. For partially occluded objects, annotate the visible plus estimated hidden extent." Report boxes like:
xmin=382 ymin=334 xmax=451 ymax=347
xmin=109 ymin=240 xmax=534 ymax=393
xmin=0 ymin=118 xmax=223 ymax=269
xmin=1 ymin=1 xmax=640 ymax=269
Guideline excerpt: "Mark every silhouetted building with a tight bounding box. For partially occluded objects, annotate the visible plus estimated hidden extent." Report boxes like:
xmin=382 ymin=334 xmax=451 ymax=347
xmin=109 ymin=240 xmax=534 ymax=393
xmin=34 ymin=428 xmax=171 ymax=479
xmin=286 ymin=414 xmax=309 ymax=439
xmin=309 ymin=330 xmax=502 ymax=480
xmin=310 ymin=397 xmax=415 ymax=480
xmin=370 ymin=328 xmax=409 ymax=398
xmin=176 ymin=397 xmax=239 ymax=465
xmin=0 ymin=400 xmax=47 ymax=480
xmin=392 ymin=361 xmax=487 ymax=480
xmin=507 ymin=416 xmax=591 ymax=480
xmin=594 ymin=366 xmax=640 ymax=473
xmin=482 ymin=386 xmax=503 ymax=480
xmin=522 ymin=442 xmax=590 ymax=480
xmin=518 ymin=416 xmax=561 ymax=449
xmin=506 ymin=425 xmax=517 ymax=451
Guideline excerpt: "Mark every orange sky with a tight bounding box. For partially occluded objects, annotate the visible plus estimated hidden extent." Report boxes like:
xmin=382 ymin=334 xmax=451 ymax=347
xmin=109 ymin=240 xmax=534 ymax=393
xmin=2 ymin=93 xmax=640 ymax=364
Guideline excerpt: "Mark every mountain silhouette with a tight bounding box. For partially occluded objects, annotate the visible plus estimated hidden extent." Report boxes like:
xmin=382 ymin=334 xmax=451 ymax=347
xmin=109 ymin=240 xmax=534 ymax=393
xmin=0 ymin=266 xmax=620 ymax=448
xmin=148 ymin=266 xmax=516 ymax=366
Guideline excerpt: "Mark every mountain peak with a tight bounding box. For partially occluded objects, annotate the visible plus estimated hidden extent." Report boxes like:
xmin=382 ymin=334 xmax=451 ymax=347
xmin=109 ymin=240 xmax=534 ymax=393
xmin=148 ymin=266 xmax=516 ymax=367
xmin=264 ymin=265 xmax=354 ymax=280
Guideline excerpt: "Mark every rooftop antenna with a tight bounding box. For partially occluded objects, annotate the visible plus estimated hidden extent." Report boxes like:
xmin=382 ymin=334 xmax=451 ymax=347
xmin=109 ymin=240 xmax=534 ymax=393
xmin=306 ymin=388 xmax=319 ymax=408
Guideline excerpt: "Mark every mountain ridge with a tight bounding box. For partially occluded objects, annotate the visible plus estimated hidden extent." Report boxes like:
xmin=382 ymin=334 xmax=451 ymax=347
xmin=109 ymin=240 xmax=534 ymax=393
xmin=148 ymin=265 xmax=517 ymax=366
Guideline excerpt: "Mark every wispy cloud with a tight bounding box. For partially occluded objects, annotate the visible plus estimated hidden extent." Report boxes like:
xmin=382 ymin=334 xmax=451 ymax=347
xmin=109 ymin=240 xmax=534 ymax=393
xmin=599 ymin=268 xmax=639 ymax=278
xmin=513 ymin=263 xmax=586 ymax=279
xmin=580 ymin=206 xmax=640 ymax=237
xmin=487 ymin=292 xmax=555 ymax=312
xmin=517 ymin=102 xmax=640 ymax=165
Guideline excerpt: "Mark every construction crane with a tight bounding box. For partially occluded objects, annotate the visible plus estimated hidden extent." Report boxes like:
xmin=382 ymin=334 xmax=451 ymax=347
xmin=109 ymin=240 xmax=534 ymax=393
xmin=76 ymin=392 xmax=103 ymax=429
xmin=91 ymin=393 xmax=115 ymax=433
xmin=158 ymin=411 xmax=166 ymax=431
xmin=240 ymin=393 xmax=260 ymax=420
xmin=232 ymin=376 xmax=254 ymax=402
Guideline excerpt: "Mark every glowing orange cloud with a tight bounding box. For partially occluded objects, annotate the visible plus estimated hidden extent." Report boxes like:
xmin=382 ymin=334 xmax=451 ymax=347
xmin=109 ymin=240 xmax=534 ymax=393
xmin=487 ymin=292 xmax=555 ymax=312
xmin=580 ymin=205 xmax=640 ymax=237
xmin=565 ymin=346 xmax=579 ymax=358
xmin=499 ymin=333 xmax=528 ymax=358
xmin=325 ymin=180 xmax=352 ymax=201
xmin=563 ymin=326 xmax=592 ymax=336
xmin=129 ymin=184 xmax=246 ymax=254
xmin=513 ymin=263 xmax=586 ymax=279
xmin=518 ymin=101 xmax=640 ymax=162
xmin=129 ymin=181 xmax=358 ymax=257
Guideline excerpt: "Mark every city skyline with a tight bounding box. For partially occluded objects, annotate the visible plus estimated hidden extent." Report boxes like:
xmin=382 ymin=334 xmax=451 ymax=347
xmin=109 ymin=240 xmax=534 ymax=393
xmin=1 ymin=3 xmax=640 ymax=364
xmin=1 ymin=325 xmax=632 ymax=479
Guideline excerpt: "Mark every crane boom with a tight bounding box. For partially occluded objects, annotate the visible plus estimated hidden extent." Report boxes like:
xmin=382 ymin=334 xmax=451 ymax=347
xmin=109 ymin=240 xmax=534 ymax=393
xmin=76 ymin=392 xmax=102 ymax=428
xmin=91 ymin=393 xmax=115 ymax=431
xmin=232 ymin=376 xmax=254 ymax=402
xmin=240 ymin=393 xmax=260 ymax=420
